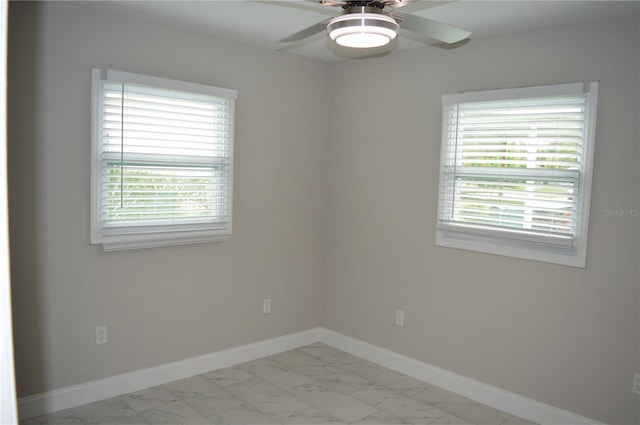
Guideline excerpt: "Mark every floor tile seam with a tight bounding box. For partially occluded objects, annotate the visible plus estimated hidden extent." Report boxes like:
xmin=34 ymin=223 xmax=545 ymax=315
xmin=291 ymin=347 xmax=360 ymax=370
xmin=112 ymin=395 xmax=157 ymax=425
xmin=266 ymin=357 xmax=442 ymax=420
xmin=119 ymin=387 xmax=180 ymax=416
xmin=75 ymin=395 xmax=150 ymax=425
xmin=402 ymin=393 xmax=472 ymax=417
xmin=423 ymin=401 xmax=487 ymax=423
xmin=269 ymin=357 xmax=352 ymax=376
xmin=61 ymin=409 xmax=90 ymax=425
xmin=356 ymin=404 xmax=411 ymax=425
xmin=159 ymin=375 xmax=256 ymax=423
xmin=142 ymin=392 xmax=205 ymax=425
xmin=194 ymin=356 xmax=401 ymax=424
xmin=118 ymin=389 xmax=177 ymax=416
xmin=238 ymin=357 xmax=348 ymax=388
xmin=207 ymin=366 xmax=325 ymax=422
xmin=29 ymin=396 xmax=148 ymax=425
xmin=274 ymin=371 xmax=420 ymax=425
xmin=287 ymin=349 xmax=361 ymax=374
xmin=287 ymin=350 xmax=411 ymax=390
xmin=433 ymin=398 xmax=515 ymax=423
xmin=199 ymin=369 xmax=258 ymax=399
xmin=396 ymin=387 xmax=525 ymax=424
xmin=345 ymin=382 xmax=460 ymax=425
xmin=270 ymin=349 xmax=333 ymax=366
xmin=335 ymin=369 xmax=438 ymax=408
xmin=26 ymin=410 xmax=89 ymax=425
xmin=497 ymin=413 xmax=524 ymax=425
xmin=335 ymin=361 xmax=424 ymax=389
xmin=275 ymin=377 xmax=380 ymax=423
xmin=130 ymin=398 xmax=157 ymax=425
xmin=342 ymin=370 xmax=485 ymax=420
xmin=260 ymin=406 xmax=342 ymax=425
xmin=370 ymin=399 xmax=447 ymax=425
xmin=255 ymin=384 xmax=348 ymax=423
xmin=46 ymin=404 xmax=81 ymax=424
xmin=234 ymin=367 xmax=316 ymax=407
xmin=266 ymin=358 xmax=367 ymax=384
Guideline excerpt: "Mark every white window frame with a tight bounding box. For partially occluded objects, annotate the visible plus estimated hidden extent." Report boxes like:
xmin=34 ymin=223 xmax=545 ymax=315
xmin=436 ymin=82 xmax=598 ymax=268
xmin=90 ymin=69 xmax=237 ymax=251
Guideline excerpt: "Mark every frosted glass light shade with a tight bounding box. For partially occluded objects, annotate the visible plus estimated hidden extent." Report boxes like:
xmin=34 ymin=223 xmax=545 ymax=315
xmin=327 ymin=13 xmax=399 ymax=48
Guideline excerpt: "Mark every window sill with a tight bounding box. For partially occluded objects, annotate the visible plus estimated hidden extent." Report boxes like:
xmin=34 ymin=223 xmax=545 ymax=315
xmin=92 ymin=230 xmax=230 ymax=252
xmin=436 ymin=229 xmax=586 ymax=268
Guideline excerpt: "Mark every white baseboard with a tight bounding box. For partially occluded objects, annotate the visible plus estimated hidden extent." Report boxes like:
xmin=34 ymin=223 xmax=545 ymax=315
xmin=18 ymin=328 xmax=321 ymax=420
xmin=19 ymin=327 xmax=602 ymax=425
xmin=319 ymin=328 xmax=603 ymax=425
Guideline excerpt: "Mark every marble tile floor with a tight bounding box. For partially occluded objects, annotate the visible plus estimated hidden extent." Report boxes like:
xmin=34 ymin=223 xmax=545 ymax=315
xmin=22 ymin=343 xmax=538 ymax=425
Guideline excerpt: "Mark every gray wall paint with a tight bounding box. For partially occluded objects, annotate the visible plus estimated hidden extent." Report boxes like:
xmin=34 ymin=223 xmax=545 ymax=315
xmin=8 ymin=2 xmax=328 ymax=397
xmin=324 ymin=14 xmax=640 ymax=425
xmin=8 ymin=2 xmax=640 ymax=424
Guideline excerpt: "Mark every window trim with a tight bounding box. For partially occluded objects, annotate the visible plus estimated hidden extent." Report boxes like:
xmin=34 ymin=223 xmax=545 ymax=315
xmin=436 ymin=82 xmax=598 ymax=268
xmin=90 ymin=69 xmax=237 ymax=252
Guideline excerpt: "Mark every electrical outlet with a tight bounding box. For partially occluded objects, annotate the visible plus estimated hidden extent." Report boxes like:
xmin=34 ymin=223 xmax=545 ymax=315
xmin=395 ymin=309 xmax=405 ymax=326
xmin=633 ymin=373 xmax=640 ymax=395
xmin=96 ymin=326 xmax=107 ymax=345
xmin=263 ymin=298 xmax=271 ymax=314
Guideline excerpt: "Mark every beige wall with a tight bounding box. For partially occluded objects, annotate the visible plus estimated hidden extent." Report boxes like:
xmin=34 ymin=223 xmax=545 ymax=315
xmin=8 ymin=2 xmax=328 ymax=397
xmin=8 ymin=2 xmax=640 ymax=424
xmin=324 ymin=14 xmax=640 ymax=425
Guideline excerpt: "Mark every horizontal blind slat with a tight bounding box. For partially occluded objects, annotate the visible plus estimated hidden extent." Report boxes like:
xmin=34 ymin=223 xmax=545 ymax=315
xmin=98 ymin=78 xmax=234 ymax=231
xmin=439 ymin=90 xmax=588 ymax=243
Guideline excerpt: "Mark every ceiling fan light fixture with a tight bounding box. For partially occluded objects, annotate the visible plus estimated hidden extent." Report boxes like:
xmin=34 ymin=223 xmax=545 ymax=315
xmin=327 ymin=12 xmax=399 ymax=48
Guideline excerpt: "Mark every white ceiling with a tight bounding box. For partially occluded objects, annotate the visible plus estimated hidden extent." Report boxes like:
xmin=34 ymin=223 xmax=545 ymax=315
xmin=92 ymin=0 xmax=640 ymax=61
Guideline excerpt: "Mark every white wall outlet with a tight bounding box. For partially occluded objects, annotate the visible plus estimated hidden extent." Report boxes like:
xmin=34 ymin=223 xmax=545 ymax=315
xmin=263 ymin=298 xmax=271 ymax=314
xmin=395 ymin=309 xmax=405 ymax=326
xmin=632 ymin=373 xmax=640 ymax=395
xmin=95 ymin=326 xmax=107 ymax=345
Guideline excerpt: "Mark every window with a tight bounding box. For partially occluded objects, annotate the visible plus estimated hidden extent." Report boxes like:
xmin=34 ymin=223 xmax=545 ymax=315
xmin=91 ymin=69 xmax=237 ymax=251
xmin=436 ymin=82 xmax=598 ymax=267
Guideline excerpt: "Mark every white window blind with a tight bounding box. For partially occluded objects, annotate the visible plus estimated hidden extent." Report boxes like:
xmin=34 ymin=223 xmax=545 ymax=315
xmin=91 ymin=69 xmax=237 ymax=251
xmin=437 ymin=82 xmax=598 ymax=267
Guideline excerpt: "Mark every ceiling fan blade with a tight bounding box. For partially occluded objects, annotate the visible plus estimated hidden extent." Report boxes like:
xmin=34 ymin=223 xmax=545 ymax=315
xmin=258 ymin=0 xmax=336 ymax=16
xmin=393 ymin=11 xmax=470 ymax=44
xmin=384 ymin=0 xmax=420 ymax=9
xmin=386 ymin=0 xmax=452 ymax=12
xmin=277 ymin=31 xmax=324 ymax=52
xmin=279 ymin=18 xmax=332 ymax=43
xmin=306 ymin=0 xmax=347 ymax=6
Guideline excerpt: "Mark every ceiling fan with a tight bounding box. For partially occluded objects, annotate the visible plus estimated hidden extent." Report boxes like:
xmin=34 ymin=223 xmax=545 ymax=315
xmin=277 ymin=0 xmax=471 ymax=49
